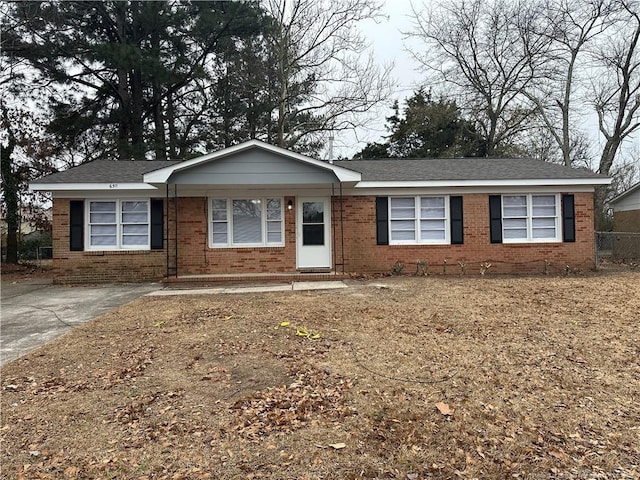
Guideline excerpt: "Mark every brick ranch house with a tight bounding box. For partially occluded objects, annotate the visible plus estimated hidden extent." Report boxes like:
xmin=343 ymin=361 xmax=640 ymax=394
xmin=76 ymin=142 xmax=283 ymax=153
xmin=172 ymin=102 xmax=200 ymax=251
xmin=30 ymin=140 xmax=610 ymax=283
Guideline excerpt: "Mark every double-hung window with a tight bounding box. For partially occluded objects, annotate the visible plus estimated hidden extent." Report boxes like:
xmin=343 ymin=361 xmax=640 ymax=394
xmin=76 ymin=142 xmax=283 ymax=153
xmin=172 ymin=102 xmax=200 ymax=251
xmin=87 ymin=200 xmax=150 ymax=250
xmin=502 ymin=194 xmax=559 ymax=242
xmin=389 ymin=196 xmax=449 ymax=244
xmin=210 ymin=198 xmax=284 ymax=247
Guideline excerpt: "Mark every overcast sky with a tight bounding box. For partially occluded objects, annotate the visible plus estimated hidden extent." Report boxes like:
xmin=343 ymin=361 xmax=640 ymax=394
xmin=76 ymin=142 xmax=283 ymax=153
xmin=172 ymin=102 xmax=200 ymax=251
xmin=331 ymin=0 xmax=424 ymax=159
xmin=330 ymin=0 xmax=640 ymax=173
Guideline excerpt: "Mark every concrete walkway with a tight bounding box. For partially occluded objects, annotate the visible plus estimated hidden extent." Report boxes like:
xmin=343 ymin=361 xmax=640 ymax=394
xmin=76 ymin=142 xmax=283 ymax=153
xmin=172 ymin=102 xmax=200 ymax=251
xmin=147 ymin=280 xmax=347 ymax=296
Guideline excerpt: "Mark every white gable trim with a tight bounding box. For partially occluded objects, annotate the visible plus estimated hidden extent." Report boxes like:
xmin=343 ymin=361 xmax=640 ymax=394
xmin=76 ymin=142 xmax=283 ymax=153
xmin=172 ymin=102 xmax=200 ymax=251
xmin=143 ymin=140 xmax=361 ymax=183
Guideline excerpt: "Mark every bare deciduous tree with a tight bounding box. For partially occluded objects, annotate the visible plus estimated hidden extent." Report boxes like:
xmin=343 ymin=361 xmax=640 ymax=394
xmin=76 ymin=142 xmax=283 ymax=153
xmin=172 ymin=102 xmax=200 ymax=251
xmin=525 ymin=0 xmax=617 ymax=166
xmin=409 ymin=0 xmax=550 ymax=156
xmin=593 ymin=0 xmax=640 ymax=176
xmin=263 ymin=0 xmax=393 ymax=153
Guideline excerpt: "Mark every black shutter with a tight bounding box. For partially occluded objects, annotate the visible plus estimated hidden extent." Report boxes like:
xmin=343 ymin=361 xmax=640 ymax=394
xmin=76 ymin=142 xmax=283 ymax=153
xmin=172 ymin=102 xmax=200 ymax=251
xmin=69 ymin=200 xmax=84 ymax=251
xmin=562 ymin=194 xmax=576 ymax=243
xmin=489 ymin=195 xmax=502 ymax=244
xmin=450 ymin=196 xmax=464 ymax=245
xmin=150 ymin=199 xmax=164 ymax=250
xmin=375 ymin=197 xmax=389 ymax=245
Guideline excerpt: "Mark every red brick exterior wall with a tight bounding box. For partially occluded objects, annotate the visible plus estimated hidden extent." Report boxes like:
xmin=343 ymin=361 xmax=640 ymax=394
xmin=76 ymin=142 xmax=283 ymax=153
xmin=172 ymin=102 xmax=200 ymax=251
xmin=52 ymin=199 xmax=166 ymax=283
xmin=52 ymin=191 xmax=596 ymax=282
xmin=175 ymin=197 xmax=297 ymax=275
xmin=336 ymin=193 xmax=596 ymax=275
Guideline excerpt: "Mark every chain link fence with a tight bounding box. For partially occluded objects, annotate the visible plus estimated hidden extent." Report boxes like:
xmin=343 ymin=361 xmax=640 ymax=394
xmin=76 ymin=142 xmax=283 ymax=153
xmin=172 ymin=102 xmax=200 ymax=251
xmin=595 ymin=231 xmax=640 ymax=268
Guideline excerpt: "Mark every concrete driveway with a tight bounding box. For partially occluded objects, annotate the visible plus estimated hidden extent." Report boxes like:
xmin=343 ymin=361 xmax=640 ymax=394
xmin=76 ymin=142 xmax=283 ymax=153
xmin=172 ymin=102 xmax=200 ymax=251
xmin=1 ymin=280 xmax=160 ymax=366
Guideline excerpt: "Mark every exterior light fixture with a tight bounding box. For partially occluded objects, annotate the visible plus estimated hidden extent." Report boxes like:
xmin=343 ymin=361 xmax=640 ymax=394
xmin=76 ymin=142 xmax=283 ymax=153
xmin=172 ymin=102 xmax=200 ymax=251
xmin=287 ymin=199 xmax=294 ymax=210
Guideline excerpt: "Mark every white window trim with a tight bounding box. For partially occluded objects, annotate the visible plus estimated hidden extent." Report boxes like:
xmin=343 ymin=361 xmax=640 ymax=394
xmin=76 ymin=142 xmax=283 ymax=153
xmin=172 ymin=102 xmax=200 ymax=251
xmin=502 ymin=193 xmax=561 ymax=243
xmin=85 ymin=199 xmax=151 ymax=251
xmin=208 ymin=197 xmax=285 ymax=248
xmin=388 ymin=195 xmax=451 ymax=245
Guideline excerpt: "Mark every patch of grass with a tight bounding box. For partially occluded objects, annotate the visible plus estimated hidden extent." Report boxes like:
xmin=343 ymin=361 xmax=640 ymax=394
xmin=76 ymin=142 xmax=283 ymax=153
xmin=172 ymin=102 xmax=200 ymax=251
xmin=1 ymin=273 xmax=639 ymax=479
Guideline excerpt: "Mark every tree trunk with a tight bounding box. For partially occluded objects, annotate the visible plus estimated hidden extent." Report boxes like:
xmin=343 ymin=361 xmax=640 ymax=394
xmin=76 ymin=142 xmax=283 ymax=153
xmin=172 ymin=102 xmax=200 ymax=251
xmin=593 ymin=184 xmax=610 ymax=231
xmin=130 ymin=69 xmax=144 ymax=160
xmin=593 ymin=138 xmax=621 ymax=230
xmin=152 ymin=88 xmax=166 ymax=160
xmin=276 ymin=31 xmax=289 ymax=148
xmin=217 ymin=74 xmax=230 ymax=148
xmin=167 ymin=93 xmax=177 ymax=159
xmin=115 ymin=4 xmax=131 ymax=160
xmin=560 ymin=47 xmax=582 ymax=167
xmin=598 ymin=136 xmax=621 ymax=177
xmin=1 ymin=138 xmax=19 ymax=263
xmin=151 ymin=29 xmax=166 ymax=160
xmin=129 ymin=2 xmax=145 ymax=160
xmin=486 ymin=110 xmax=498 ymax=156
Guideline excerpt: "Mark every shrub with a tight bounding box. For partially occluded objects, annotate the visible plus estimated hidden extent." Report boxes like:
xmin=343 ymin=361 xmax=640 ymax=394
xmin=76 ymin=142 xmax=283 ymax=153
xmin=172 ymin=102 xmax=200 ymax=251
xmin=18 ymin=232 xmax=52 ymax=260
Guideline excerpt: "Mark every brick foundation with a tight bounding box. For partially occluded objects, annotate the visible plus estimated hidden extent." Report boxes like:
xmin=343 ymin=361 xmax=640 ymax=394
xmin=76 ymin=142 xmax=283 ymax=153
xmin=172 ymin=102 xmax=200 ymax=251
xmin=52 ymin=192 xmax=597 ymax=283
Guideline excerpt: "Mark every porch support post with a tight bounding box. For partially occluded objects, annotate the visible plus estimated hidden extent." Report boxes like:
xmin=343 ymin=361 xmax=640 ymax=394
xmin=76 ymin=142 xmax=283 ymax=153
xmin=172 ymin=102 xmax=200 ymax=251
xmin=332 ymin=183 xmax=337 ymax=272
xmin=340 ymin=182 xmax=345 ymax=274
xmin=165 ymin=184 xmax=169 ymax=278
xmin=174 ymin=184 xmax=178 ymax=277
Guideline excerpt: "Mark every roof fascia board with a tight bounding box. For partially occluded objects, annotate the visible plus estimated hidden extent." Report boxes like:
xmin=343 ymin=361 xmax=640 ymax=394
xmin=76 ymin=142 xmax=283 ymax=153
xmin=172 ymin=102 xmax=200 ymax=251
xmin=346 ymin=185 xmax=598 ymax=196
xmin=51 ymin=190 xmax=162 ymax=199
xmin=142 ymin=140 xmax=361 ymax=183
xmin=355 ymin=178 xmax=611 ymax=188
xmin=46 ymin=185 xmax=600 ymax=199
xmin=30 ymin=182 xmax=157 ymax=192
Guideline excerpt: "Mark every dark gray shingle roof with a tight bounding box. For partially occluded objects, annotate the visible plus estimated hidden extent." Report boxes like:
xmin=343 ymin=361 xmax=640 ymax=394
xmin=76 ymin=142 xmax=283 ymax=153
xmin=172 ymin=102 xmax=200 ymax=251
xmin=34 ymin=159 xmax=181 ymax=183
xmin=33 ymin=156 xmax=606 ymax=185
xmin=333 ymin=158 xmax=606 ymax=181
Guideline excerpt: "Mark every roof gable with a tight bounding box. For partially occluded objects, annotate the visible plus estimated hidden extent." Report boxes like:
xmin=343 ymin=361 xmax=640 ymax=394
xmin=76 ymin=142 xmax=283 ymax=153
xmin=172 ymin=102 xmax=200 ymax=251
xmin=161 ymin=146 xmax=338 ymax=185
xmin=143 ymin=140 xmax=361 ymax=184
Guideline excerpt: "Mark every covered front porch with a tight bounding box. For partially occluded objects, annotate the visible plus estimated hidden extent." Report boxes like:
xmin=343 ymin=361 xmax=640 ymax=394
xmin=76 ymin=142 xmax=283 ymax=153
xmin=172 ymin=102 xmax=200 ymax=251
xmin=142 ymin=141 xmax=360 ymax=279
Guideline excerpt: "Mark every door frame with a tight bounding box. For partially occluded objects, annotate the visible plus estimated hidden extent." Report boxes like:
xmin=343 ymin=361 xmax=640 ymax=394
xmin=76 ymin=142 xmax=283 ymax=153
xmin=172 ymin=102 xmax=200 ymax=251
xmin=295 ymin=197 xmax=332 ymax=270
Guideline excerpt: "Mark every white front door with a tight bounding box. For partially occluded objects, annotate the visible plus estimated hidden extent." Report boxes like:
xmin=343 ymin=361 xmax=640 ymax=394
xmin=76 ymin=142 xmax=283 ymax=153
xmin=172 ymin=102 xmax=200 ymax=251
xmin=296 ymin=197 xmax=332 ymax=269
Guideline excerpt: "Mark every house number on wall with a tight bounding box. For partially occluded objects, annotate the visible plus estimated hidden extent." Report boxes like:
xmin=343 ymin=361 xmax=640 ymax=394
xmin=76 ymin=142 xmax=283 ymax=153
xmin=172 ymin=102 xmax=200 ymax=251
xmin=109 ymin=183 xmax=118 ymax=188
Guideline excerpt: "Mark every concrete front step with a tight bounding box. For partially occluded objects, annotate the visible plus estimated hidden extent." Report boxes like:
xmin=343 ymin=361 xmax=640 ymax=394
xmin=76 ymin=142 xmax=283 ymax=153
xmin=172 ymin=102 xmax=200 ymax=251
xmin=149 ymin=280 xmax=348 ymax=296
xmin=162 ymin=271 xmax=350 ymax=287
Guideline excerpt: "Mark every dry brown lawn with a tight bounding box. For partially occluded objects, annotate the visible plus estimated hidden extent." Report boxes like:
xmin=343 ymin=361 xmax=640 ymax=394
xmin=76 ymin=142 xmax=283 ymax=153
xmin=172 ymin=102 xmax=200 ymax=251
xmin=1 ymin=272 xmax=639 ymax=479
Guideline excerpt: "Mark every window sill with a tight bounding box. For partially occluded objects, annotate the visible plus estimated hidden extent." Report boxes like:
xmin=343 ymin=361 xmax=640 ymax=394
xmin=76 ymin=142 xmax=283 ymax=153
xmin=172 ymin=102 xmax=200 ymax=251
xmin=209 ymin=244 xmax=285 ymax=250
xmin=83 ymin=249 xmax=155 ymax=256
xmin=502 ymin=238 xmax=561 ymax=244
xmin=388 ymin=242 xmax=451 ymax=247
